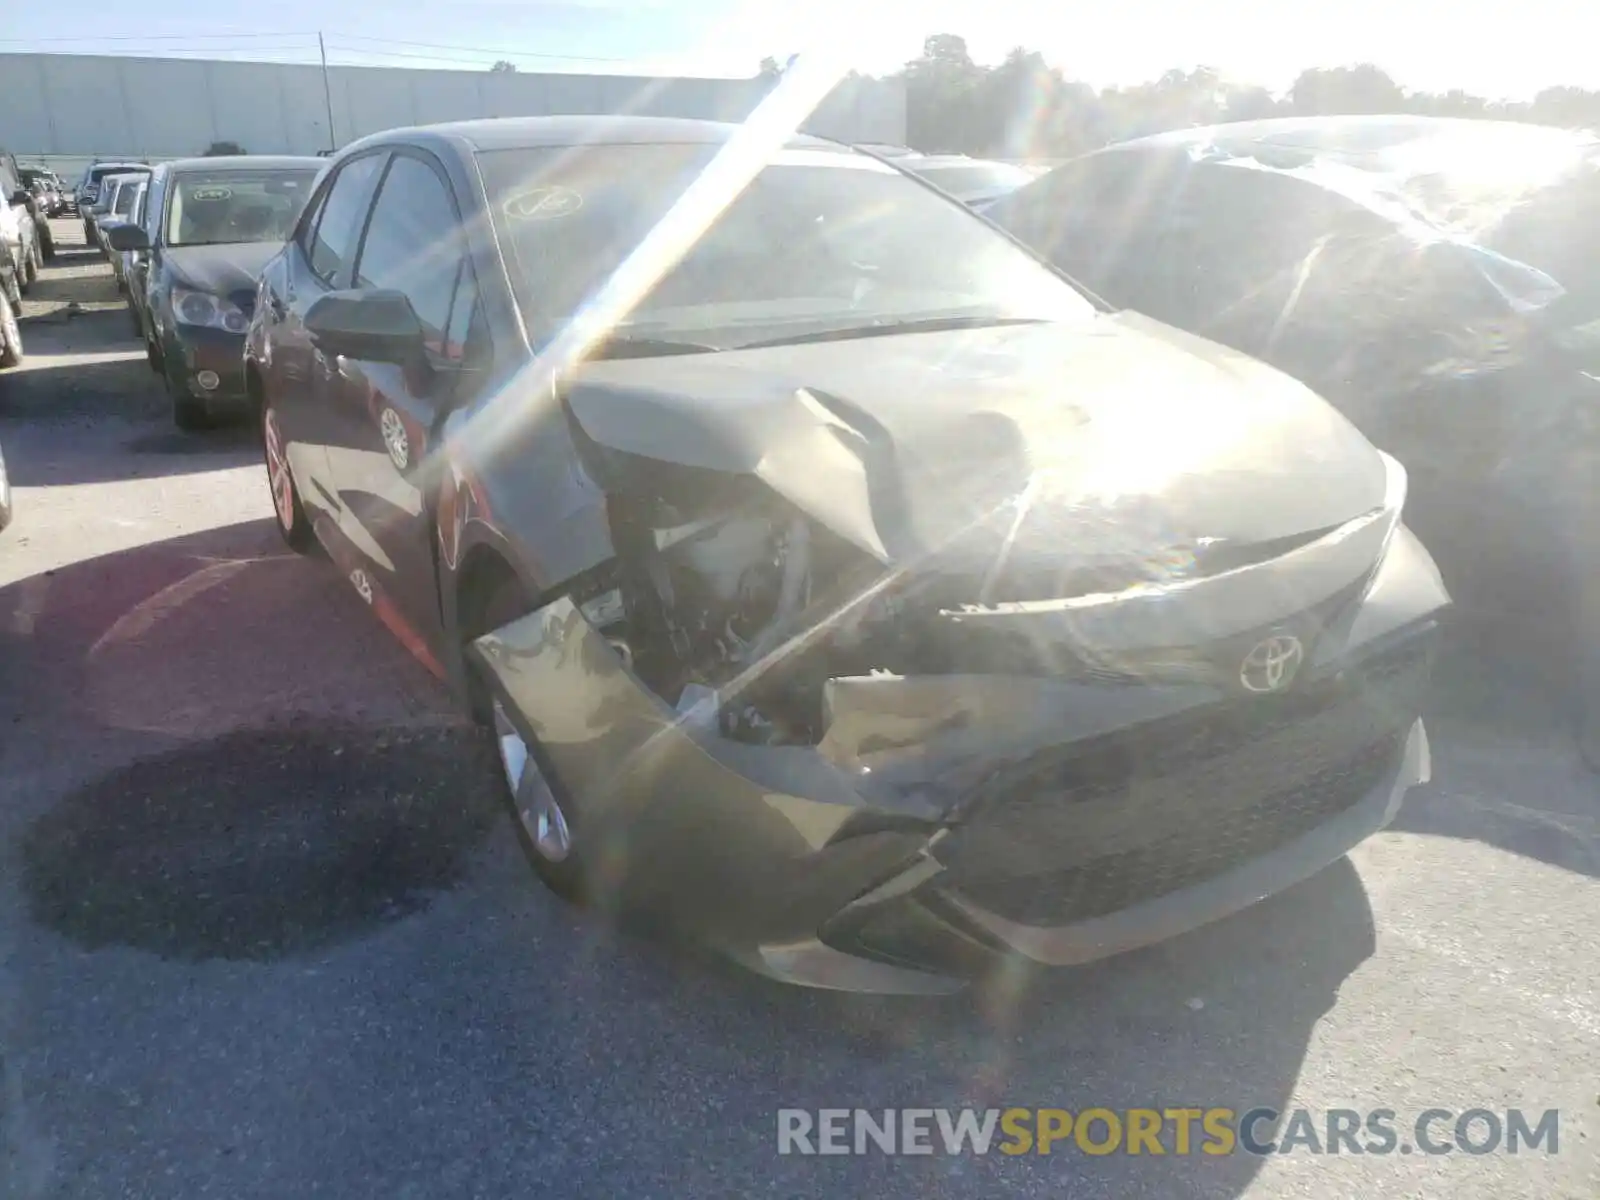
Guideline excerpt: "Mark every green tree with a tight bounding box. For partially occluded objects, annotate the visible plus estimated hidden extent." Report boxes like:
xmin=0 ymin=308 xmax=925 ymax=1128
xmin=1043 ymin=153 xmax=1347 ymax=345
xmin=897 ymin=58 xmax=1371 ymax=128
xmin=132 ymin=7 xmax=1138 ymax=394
xmin=1288 ymin=65 xmax=1405 ymax=115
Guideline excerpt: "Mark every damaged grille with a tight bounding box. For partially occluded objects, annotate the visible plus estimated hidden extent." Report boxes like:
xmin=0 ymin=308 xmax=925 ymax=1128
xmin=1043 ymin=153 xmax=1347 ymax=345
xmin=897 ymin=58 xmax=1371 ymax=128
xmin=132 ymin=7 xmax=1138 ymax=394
xmin=931 ymin=630 xmax=1435 ymax=926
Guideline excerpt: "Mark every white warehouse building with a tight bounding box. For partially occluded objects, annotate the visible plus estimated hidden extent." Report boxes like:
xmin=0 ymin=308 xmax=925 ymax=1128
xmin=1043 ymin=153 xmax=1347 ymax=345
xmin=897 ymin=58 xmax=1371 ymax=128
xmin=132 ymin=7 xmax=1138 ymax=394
xmin=0 ymin=52 xmax=906 ymax=172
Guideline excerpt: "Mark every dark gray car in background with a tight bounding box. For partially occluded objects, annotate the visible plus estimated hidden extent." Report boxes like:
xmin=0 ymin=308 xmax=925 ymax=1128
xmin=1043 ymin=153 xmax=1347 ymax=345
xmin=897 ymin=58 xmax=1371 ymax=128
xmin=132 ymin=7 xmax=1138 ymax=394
xmin=109 ymin=155 xmax=323 ymax=430
xmin=987 ymin=115 xmax=1600 ymax=761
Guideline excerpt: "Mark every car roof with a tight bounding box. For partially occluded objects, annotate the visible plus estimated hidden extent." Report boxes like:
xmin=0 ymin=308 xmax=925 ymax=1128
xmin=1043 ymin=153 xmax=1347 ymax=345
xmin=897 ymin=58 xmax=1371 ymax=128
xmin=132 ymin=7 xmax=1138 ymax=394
xmin=338 ymin=115 xmax=840 ymax=158
xmin=901 ymin=155 xmax=986 ymax=168
xmin=162 ymin=155 xmax=326 ymax=174
xmin=1100 ymin=114 xmax=1594 ymax=160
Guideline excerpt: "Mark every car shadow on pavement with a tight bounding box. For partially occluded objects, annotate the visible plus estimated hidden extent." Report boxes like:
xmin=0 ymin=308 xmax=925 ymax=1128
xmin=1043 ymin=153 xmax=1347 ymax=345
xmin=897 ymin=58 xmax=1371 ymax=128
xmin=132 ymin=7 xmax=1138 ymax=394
xmin=297 ymin=847 xmax=1376 ymax=1199
xmin=3 ymin=517 xmax=477 ymax=953
xmin=656 ymin=858 xmax=1372 ymax=1198
xmin=1393 ymin=624 xmax=1600 ymax=880
xmin=1 ymin=354 xmax=260 ymax=484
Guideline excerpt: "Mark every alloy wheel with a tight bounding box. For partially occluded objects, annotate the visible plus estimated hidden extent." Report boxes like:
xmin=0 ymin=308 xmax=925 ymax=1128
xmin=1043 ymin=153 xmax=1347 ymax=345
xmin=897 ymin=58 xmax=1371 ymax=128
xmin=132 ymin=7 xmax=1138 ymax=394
xmin=492 ymin=698 xmax=571 ymax=862
xmin=262 ymin=407 xmax=297 ymax=532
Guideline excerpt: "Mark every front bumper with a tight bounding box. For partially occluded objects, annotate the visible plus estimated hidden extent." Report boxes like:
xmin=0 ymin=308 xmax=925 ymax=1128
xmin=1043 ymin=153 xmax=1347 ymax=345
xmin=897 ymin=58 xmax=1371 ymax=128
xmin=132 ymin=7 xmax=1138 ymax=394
xmin=471 ymin=517 xmax=1450 ymax=993
xmin=163 ymin=326 xmax=250 ymax=405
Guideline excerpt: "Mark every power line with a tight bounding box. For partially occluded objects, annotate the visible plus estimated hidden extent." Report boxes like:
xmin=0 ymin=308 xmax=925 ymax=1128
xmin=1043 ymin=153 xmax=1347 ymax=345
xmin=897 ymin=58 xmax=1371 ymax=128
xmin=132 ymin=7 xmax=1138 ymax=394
xmin=325 ymin=32 xmax=635 ymax=64
xmin=0 ymin=31 xmax=316 ymax=43
xmin=323 ymin=46 xmax=517 ymax=68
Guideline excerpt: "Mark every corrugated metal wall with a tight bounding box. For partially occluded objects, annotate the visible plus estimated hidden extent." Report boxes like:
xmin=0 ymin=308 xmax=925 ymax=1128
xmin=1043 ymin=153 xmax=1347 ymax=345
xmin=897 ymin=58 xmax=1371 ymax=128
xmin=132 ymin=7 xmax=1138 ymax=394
xmin=0 ymin=53 xmax=906 ymax=162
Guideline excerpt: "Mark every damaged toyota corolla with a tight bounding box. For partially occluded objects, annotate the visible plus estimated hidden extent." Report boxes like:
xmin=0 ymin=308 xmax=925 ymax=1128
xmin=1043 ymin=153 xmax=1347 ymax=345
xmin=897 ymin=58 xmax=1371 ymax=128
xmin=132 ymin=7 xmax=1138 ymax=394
xmin=245 ymin=115 xmax=1450 ymax=994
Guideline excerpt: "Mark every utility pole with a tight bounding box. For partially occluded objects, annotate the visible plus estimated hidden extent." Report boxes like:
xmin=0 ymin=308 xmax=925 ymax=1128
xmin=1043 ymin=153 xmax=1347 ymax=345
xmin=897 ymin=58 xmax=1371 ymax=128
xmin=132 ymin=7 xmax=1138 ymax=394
xmin=318 ymin=32 xmax=337 ymax=153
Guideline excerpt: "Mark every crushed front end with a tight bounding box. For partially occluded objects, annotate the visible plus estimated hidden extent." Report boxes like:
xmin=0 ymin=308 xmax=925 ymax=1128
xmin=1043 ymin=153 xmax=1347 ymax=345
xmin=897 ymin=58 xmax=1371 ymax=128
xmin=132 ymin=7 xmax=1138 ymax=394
xmin=471 ymin=439 xmax=1447 ymax=994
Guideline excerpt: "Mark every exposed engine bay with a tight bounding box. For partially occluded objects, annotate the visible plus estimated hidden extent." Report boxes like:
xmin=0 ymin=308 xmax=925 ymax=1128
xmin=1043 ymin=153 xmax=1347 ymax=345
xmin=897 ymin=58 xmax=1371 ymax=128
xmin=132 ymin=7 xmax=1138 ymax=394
xmin=574 ymin=476 xmax=916 ymax=747
xmin=563 ymin=462 xmax=1365 ymax=751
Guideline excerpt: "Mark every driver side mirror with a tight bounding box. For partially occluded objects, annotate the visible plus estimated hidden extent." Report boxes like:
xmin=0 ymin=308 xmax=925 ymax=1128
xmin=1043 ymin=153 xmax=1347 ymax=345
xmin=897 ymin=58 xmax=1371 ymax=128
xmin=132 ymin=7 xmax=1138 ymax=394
xmin=106 ymin=223 xmax=150 ymax=252
xmin=305 ymin=289 xmax=424 ymax=366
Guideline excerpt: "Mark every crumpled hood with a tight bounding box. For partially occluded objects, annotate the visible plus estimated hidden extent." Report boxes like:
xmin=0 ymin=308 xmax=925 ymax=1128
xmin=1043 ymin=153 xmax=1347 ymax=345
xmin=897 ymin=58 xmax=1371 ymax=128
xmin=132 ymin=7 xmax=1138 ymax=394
xmin=164 ymin=243 xmax=277 ymax=305
xmin=563 ymin=314 xmax=1390 ymax=565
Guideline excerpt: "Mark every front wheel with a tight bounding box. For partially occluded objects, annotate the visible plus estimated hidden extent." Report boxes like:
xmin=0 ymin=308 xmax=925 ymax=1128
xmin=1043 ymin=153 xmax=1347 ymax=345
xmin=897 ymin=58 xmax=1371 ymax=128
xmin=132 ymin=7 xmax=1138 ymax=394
xmin=475 ymin=580 xmax=591 ymax=903
xmin=19 ymin=246 xmax=37 ymax=291
xmin=261 ymin=402 xmax=315 ymax=552
xmin=38 ymin=225 xmax=55 ymax=262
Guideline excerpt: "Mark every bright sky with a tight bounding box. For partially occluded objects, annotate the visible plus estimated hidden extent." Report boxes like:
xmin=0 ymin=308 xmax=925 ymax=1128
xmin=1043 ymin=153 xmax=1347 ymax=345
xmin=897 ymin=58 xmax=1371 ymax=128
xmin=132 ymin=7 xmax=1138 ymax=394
xmin=1 ymin=0 xmax=1593 ymax=100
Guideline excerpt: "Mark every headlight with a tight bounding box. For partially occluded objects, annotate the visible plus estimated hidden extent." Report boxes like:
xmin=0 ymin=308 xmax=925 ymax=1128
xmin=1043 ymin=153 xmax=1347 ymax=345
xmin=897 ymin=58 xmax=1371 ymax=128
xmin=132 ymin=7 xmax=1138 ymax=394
xmin=172 ymin=286 xmax=250 ymax=334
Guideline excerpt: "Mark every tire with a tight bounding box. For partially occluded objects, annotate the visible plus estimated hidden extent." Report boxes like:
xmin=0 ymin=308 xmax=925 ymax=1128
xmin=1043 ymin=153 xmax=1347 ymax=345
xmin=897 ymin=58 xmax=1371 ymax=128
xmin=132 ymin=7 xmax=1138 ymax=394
xmin=475 ymin=578 xmax=592 ymax=903
xmin=19 ymin=246 xmax=36 ymax=292
xmin=172 ymin=394 xmax=210 ymax=432
xmin=38 ymin=224 xmax=55 ymax=262
xmin=145 ymin=334 xmax=162 ymax=374
xmin=1 ymin=266 xmax=18 ymax=308
xmin=0 ymin=292 xmax=22 ymax=369
xmin=260 ymin=401 xmax=315 ymax=553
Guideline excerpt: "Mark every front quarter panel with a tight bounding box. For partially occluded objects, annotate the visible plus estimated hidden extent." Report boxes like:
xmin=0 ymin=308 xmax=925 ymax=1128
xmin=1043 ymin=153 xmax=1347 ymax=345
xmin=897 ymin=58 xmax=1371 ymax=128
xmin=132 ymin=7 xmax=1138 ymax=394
xmin=469 ymin=598 xmax=941 ymax=966
xmin=441 ymin=393 xmax=614 ymax=600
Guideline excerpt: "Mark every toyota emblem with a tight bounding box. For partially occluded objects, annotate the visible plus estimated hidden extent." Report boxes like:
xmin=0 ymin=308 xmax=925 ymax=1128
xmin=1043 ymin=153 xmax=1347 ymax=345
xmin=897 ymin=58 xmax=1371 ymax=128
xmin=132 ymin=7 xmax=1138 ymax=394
xmin=1239 ymin=633 xmax=1305 ymax=694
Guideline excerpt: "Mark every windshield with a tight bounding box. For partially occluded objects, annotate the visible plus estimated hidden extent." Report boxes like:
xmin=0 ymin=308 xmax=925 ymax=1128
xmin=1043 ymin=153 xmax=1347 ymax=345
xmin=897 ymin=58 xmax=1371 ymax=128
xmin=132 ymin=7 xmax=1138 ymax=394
xmin=165 ymin=169 xmax=319 ymax=247
xmin=905 ymin=162 xmax=1035 ymax=197
xmin=477 ymin=144 xmax=1092 ymax=349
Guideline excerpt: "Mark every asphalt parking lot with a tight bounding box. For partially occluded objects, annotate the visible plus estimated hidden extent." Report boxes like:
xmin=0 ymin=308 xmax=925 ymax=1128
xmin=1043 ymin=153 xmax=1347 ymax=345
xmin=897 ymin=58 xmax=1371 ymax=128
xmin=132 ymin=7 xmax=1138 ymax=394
xmin=0 ymin=222 xmax=1595 ymax=1199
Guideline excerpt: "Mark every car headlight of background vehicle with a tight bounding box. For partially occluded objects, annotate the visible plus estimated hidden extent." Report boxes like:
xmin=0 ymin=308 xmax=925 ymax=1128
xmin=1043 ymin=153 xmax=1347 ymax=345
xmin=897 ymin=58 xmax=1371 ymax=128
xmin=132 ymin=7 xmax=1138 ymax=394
xmin=172 ymin=286 xmax=250 ymax=334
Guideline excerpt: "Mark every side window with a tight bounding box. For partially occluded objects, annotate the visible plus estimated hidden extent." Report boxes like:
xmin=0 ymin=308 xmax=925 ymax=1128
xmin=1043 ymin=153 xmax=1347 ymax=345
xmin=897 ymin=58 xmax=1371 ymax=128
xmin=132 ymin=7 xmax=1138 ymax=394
xmin=294 ymin=188 xmax=326 ymax=256
xmin=307 ymin=154 xmax=386 ymax=286
xmin=444 ymin=273 xmax=491 ymax=365
xmin=353 ymin=155 xmax=466 ymax=342
xmin=144 ymin=176 xmax=165 ymax=241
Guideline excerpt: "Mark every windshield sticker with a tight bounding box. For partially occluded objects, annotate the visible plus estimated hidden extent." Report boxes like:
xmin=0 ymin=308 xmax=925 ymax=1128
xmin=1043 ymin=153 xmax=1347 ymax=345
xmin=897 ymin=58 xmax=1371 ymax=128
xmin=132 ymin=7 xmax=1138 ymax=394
xmin=191 ymin=186 xmax=234 ymax=201
xmin=504 ymin=186 xmax=584 ymax=221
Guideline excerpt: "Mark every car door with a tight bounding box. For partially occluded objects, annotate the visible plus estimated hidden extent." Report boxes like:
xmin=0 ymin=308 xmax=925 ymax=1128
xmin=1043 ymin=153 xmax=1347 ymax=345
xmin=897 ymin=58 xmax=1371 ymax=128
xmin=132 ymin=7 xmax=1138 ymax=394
xmin=265 ymin=150 xmax=389 ymax=545
xmin=323 ymin=150 xmax=481 ymax=651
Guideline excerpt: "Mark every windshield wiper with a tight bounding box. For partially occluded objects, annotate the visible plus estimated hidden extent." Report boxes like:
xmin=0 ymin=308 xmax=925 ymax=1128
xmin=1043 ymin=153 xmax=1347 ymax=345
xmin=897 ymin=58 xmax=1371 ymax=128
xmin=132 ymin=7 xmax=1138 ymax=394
xmin=737 ymin=315 xmax=1050 ymax=350
xmin=586 ymin=335 xmax=723 ymax=360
